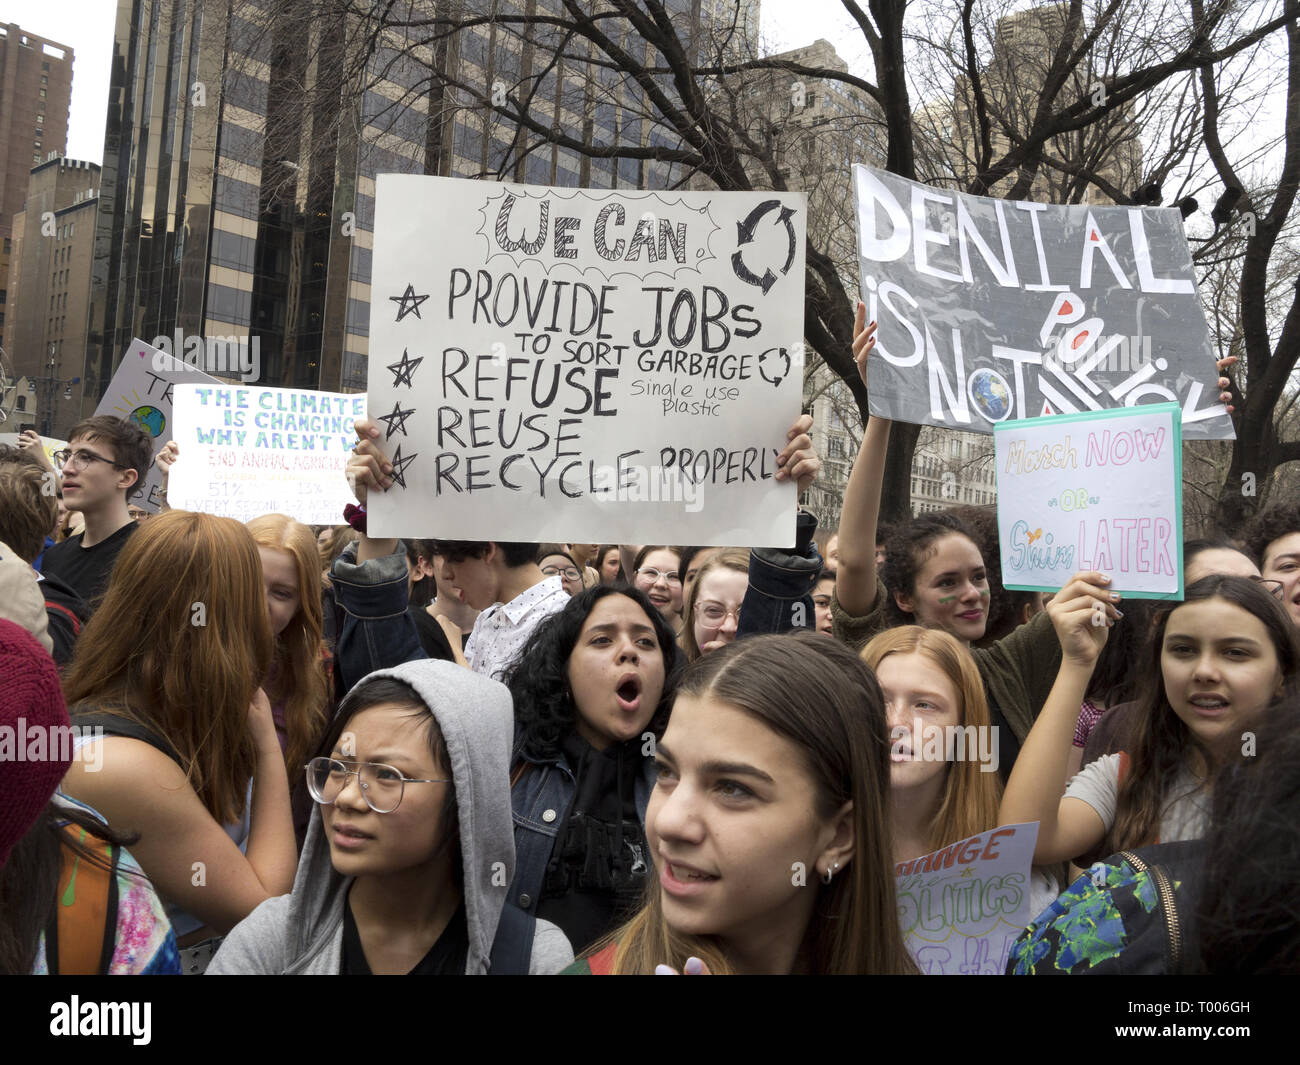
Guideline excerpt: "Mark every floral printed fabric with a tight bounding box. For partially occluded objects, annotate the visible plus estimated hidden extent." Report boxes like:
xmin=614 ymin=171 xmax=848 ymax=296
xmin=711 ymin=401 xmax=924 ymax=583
xmin=1006 ymin=856 xmax=1170 ymax=975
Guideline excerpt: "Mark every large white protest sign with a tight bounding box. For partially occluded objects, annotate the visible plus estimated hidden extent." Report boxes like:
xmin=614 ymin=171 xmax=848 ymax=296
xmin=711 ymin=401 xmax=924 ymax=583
xmin=93 ymin=338 xmax=218 ymax=511
xmin=853 ymin=165 xmax=1233 ymax=439
xmin=367 ymin=176 xmax=807 ymax=545
xmin=995 ymin=402 xmax=1183 ymax=599
xmin=168 ymin=383 xmax=366 ymax=525
xmin=895 ymin=822 xmax=1039 ymax=975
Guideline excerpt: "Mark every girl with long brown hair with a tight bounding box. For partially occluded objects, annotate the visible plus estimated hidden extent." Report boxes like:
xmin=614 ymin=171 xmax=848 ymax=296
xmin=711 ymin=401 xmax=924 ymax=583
xmin=246 ymin=513 xmax=332 ymax=779
xmin=1001 ymin=575 xmax=1299 ymax=866
xmin=861 ymin=627 xmax=1002 ymax=864
xmin=566 ymin=631 xmax=918 ymax=975
xmin=59 ymin=510 xmax=297 ymax=970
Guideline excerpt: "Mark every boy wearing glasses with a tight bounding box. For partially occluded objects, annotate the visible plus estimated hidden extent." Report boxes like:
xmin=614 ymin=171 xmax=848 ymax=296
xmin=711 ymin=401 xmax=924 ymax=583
xmin=42 ymin=417 xmax=152 ymax=606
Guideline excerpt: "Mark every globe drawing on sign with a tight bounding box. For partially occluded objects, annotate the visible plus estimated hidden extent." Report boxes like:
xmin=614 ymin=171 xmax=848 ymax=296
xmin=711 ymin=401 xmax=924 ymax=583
xmin=968 ymin=368 xmax=1011 ymax=422
xmin=130 ymin=405 xmax=166 ymax=438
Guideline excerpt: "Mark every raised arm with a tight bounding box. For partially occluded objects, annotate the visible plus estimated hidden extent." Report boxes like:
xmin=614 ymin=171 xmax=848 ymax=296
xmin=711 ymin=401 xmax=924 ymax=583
xmin=62 ymin=693 xmax=297 ymax=935
xmin=346 ymin=417 xmax=399 ymax=563
xmin=834 ymin=302 xmax=884 ymax=616
xmin=998 ymin=572 xmax=1120 ymax=865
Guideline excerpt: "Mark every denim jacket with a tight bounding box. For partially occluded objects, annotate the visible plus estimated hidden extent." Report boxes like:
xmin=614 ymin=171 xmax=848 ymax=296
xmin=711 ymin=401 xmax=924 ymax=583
xmin=508 ymin=742 xmax=656 ymax=918
xmin=736 ymin=508 xmax=822 ymax=639
xmin=329 ymin=541 xmax=427 ymax=696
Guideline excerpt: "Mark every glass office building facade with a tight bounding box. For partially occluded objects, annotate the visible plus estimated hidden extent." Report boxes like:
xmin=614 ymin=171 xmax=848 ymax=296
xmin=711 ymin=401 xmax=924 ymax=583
xmin=85 ymin=0 xmax=757 ymax=403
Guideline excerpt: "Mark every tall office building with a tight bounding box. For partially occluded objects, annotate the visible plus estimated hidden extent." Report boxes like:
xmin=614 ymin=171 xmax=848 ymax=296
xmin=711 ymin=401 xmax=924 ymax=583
xmin=0 ymin=25 xmax=74 ymax=356
xmin=85 ymin=0 xmax=759 ymax=409
xmin=8 ymin=158 xmax=100 ymax=440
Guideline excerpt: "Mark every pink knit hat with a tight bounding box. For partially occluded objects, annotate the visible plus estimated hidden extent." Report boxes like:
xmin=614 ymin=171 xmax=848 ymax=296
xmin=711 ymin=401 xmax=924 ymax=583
xmin=0 ymin=618 xmax=72 ymax=869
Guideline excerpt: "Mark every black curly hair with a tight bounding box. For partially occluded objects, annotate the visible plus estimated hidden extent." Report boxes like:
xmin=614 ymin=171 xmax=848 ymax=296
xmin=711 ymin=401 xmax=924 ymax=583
xmin=504 ymin=583 xmax=684 ymax=762
xmin=878 ymin=512 xmax=983 ymax=626
xmin=1243 ymin=503 xmax=1300 ymax=570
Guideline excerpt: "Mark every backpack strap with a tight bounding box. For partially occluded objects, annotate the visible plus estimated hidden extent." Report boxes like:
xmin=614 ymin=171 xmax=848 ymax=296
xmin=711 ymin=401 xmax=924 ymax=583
xmin=50 ymin=825 xmax=121 ymax=975
xmin=70 ymin=712 xmax=183 ymax=768
xmin=488 ymin=902 xmax=536 ymax=975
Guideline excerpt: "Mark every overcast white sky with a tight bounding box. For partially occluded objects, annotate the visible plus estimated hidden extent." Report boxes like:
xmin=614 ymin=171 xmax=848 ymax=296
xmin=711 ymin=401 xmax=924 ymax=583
xmin=0 ymin=0 xmax=1285 ymax=198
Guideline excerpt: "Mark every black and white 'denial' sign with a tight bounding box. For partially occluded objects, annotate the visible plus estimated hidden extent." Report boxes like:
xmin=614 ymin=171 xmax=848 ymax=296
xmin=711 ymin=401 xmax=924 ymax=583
xmin=853 ymin=165 xmax=1233 ymax=440
xmin=368 ymin=176 xmax=806 ymax=545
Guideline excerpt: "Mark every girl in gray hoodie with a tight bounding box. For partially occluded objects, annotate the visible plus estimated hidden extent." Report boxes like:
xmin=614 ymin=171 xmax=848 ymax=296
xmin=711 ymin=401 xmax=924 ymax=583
xmin=209 ymin=660 xmax=573 ymax=974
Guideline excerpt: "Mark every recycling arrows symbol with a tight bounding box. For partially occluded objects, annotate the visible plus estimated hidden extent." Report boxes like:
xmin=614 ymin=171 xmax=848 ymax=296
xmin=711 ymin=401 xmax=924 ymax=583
xmin=758 ymin=346 xmax=791 ymax=388
xmin=731 ymin=200 xmax=798 ymax=294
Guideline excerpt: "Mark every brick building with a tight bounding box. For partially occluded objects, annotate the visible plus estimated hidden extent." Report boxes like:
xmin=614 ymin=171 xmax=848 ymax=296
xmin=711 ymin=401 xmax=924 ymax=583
xmin=0 ymin=25 xmax=73 ymax=356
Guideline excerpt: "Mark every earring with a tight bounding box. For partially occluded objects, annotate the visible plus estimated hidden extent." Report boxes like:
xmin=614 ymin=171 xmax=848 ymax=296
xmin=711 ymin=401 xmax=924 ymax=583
xmin=821 ymin=862 xmax=835 ymax=885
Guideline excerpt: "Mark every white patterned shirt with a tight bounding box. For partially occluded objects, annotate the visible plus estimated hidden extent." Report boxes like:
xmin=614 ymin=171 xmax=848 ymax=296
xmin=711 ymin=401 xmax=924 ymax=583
xmin=464 ymin=575 xmax=569 ymax=681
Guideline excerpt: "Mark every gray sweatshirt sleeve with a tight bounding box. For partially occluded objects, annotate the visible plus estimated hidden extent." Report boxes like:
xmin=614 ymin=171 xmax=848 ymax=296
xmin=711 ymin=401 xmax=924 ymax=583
xmin=206 ymin=895 xmax=292 ymax=975
xmin=528 ymin=918 xmax=575 ymax=975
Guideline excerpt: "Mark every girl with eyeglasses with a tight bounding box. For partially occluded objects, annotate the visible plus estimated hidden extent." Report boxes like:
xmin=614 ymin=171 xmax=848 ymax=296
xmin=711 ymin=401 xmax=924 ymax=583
xmin=631 ymin=545 xmax=684 ymax=631
xmin=210 ymin=660 xmax=573 ymax=974
xmin=538 ymin=544 xmax=586 ymax=598
xmin=681 ymin=548 xmax=750 ymax=661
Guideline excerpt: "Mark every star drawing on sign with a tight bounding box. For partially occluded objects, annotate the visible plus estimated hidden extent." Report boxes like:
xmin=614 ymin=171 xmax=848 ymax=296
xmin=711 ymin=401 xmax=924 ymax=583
xmin=389 ymin=283 xmax=429 ymax=322
xmin=387 ymin=348 xmax=424 ymax=388
xmin=388 ymin=445 xmax=418 ymax=490
xmin=377 ymin=400 xmax=416 ymax=440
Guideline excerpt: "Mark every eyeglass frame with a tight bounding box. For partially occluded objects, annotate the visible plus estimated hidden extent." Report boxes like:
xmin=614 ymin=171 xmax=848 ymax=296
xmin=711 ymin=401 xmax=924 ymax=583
xmin=303 ymin=756 xmax=450 ymax=814
xmin=541 ymin=564 xmax=582 ymax=582
xmin=696 ymin=600 xmax=742 ymax=627
xmin=53 ymin=447 xmax=128 ymax=472
xmin=637 ymin=566 xmax=682 ymax=586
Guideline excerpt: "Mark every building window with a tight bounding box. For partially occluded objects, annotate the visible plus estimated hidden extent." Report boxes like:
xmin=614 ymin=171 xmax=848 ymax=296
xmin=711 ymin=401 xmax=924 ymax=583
xmin=38 ymin=89 xmax=46 ymax=98
xmin=42 ymin=61 xmax=50 ymax=71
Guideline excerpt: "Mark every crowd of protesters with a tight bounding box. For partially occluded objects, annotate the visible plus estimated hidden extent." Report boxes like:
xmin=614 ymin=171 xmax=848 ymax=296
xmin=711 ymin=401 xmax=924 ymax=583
xmin=1 ymin=308 xmax=1298 ymax=976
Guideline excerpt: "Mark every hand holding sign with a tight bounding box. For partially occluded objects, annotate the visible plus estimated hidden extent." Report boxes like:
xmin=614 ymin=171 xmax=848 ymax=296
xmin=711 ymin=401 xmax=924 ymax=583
xmin=346 ymin=418 xmax=392 ymax=506
xmin=774 ymin=413 xmax=820 ymax=497
xmin=852 ymin=301 xmax=879 ymax=391
xmin=1046 ymin=571 xmax=1117 ymax=667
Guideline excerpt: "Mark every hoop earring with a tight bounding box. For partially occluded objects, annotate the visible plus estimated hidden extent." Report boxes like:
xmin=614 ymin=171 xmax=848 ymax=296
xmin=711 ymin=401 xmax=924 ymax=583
xmin=821 ymin=864 xmax=834 ymax=885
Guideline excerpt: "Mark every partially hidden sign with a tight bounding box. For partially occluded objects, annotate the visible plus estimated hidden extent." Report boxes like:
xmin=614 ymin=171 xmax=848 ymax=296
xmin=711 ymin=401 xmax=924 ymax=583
xmin=93 ymin=338 xmax=218 ymax=512
xmin=168 ymin=383 xmax=366 ymax=525
xmin=895 ymin=822 xmax=1039 ymax=975
xmin=367 ymin=176 xmax=806 ymax=546
xmin=853 ymin=165 xmax=1232 ymax=440
xmin=995 ymin=403 xmax=1183 ymax=598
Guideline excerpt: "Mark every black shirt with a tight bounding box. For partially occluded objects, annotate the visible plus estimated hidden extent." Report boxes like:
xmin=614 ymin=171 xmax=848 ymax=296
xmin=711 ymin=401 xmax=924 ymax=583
xmin=340 ymin=898 xmax=469 ymax=975
xmin=535 ymin=732 xmax=650 ymax=956
xmin=40 ymin=521 xmax=138 ymax=607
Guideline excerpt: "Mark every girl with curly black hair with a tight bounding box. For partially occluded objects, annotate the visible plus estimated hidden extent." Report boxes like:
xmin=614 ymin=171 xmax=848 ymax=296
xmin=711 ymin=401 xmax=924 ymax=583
xmin=501 ymin=583 xmax=684 ymax=956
